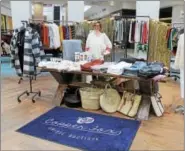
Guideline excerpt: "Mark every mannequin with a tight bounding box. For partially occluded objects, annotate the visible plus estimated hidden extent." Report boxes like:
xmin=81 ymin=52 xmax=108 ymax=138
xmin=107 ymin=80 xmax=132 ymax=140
xmin=174 ymin=33 xmax=184 ymax=99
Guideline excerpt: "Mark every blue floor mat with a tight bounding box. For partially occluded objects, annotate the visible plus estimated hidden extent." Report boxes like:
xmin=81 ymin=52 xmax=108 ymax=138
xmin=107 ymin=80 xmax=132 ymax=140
xmin=17 ymin=107 xmax=141 ymax=151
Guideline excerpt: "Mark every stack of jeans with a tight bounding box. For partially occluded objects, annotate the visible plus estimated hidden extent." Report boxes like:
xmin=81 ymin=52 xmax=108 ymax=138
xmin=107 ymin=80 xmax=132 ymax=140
xmin=138 ymin=62 xmax=164 ymax=78
xmin=123 ymin=61 xmax=147 ymax=77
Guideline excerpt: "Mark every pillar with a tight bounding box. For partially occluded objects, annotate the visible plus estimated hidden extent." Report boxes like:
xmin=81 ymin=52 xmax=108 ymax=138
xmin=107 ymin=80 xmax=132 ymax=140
xmin=10 ymin=1 xmax=32 ymax=29
xmin=32 ymin=2 xmax=44 ymax=21
xmin=135 ymin=1 xmax=160 ymax=59
xmin=67 ymin=1 xmax=84 ymax=22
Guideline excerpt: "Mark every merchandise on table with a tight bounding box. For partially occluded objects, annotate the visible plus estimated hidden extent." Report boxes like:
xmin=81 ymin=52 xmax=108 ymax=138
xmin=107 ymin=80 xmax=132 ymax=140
xmin=91 ymin=62 xmax=115 ymax=73
xmin=107 ymin=61 xmax=132 ymax=75
xmin=124 ymin=61 xmax=147 ymax=77
xmin=138 ymin=62 xmax=164 ymax=78
xmin=81 ymin=59 xmax=104 ymax=72
xmin=119 ymin=57 xmax=146 ymax=64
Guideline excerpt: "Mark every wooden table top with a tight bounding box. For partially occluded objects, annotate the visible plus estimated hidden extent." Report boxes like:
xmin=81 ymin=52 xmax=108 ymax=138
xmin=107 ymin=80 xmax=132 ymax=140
xmin=39 ymin=67 xmax=153 ymax=82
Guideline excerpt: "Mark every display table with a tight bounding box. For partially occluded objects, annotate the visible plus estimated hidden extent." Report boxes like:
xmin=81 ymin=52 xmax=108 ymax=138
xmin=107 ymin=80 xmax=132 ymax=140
xmin=40 ymin=68 xmax=156 ymax=106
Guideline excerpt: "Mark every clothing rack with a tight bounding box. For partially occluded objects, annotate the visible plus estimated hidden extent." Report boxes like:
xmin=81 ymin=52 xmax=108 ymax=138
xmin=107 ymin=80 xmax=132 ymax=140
xmin=112 ymin=15 xmax=150 ymax=62
xmin=17 ymin=76 xmax=41 ymax=103
xmin=28 ymin=19 xmax=76 ymax=25
xmin=17 ymin=21 xmax=41 ymax=103
xmin=169 ymin=22 xmax=184 ymax=81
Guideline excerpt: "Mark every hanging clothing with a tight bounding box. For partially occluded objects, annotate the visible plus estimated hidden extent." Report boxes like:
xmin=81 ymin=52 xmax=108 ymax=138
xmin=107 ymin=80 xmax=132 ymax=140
xmin=131 ymin=21 xmax=136 ymax=42
xmin=59 ymin=25 xmax=64 ymax=42
xmin=174 ymin=33 xmax=184 ymax=99
xmin=166 ymin=28 xmax=173 ymax=51
xmin=140 ymin=22 xmax=143 ymax=43
xmin=71 ymin=25 xmax=75 ymax=39
xmin=10 ymin=27 xmax=45 ymax=77
xmin=180 ymin=69 xmax=184 ymax=98
xmin=75 ymin=23 xmax=85 ymax=39
xmin=134 ymin=21 xmax=141 ymax=43
xmin=129 ymin=20 xmax=133 ymax=43
xmin=141 ymin=22 xmax=148 ymax=44
xmin=52 ymin=23 xmax=61 ymax=48
xmin=174 ymin=33 xmax=184 ymax=70
xmin=65 ymin=26 xmax=70 ymax=40
xmin=86 ymin=31 xmax=112 ymax=59
xmin=42 ymin=24 xmax=50 ymax=47
xmin=69 ymin=26 xmax=72 ymax=39
xmin=148 ymin=20 xmax=171 ymax=68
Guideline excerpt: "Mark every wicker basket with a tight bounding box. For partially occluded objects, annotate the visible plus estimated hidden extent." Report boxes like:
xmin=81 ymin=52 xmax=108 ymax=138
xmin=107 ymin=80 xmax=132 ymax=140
xmin=79 ymin=87 xmax=103 ymax=110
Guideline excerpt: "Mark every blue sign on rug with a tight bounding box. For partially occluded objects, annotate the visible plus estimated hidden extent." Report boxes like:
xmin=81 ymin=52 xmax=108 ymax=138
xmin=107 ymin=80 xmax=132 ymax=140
xmin=17 ymin=107 xmax=141 ymax=151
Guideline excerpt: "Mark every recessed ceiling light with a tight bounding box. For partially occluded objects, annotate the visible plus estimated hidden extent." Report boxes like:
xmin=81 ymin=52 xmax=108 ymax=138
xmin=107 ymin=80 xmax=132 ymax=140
xmin=110 ymin=1 xmax=114 ymax=6
xmin=84 ymin=5 xmax=92 ymax=12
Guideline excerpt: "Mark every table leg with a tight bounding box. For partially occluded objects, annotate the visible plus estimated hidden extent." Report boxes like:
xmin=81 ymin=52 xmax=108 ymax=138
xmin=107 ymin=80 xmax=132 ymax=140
xmin=53 ymin=84 xmax=67 ymax=106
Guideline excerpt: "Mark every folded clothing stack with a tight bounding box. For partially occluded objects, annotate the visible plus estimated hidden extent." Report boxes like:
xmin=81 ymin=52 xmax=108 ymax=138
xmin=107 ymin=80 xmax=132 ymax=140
xmin=38 ymin=60 xmax=87 ymax=71
xmin=81 ymin=59 xmax=104 ymax=72
xmin=91 ymin=62 xmax=115 ymax=73
xmin=138 ymin=62 xmax=164 ymax=78
xmin=38 ymin=61 xmax=60 ymax=69
xmin=107 ymin=61 xmax=132 ymax=75
xmin=68 ymin=61 xmax=88 ymax=71
xmin=124 ymin=61 xmax=147 ymax=77
xmin=119 ymin=57 xmax=146 ymax=64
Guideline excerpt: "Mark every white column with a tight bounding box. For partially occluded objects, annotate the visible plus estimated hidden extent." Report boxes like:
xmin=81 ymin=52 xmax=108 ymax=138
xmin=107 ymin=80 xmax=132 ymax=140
xmin=10 ymin=1 xmax=32 ymax=29
xmin=136 ymin=1 xmax=160 ymax=20
xmin=67 ymin=1 xmax=84 ymax=22
xmin=172 ymin=5 xmax=184 ymax=24
xmin=135 ymin=1 xmax=160 ymax=59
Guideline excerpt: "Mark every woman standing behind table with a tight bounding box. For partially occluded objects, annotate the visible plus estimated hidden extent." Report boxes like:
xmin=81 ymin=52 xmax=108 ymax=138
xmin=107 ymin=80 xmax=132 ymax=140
xmin=85 ymin=22 xmax=112 ymax=60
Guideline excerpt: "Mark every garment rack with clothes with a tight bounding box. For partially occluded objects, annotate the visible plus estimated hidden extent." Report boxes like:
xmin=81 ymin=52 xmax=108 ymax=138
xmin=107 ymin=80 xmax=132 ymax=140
xmin=11 ymin=21 xmax=44 ymax=103
xmin=169 ymin=22 xmax=184 ymax=81
xmin=112 ymin=15 xmax=150 ymax=62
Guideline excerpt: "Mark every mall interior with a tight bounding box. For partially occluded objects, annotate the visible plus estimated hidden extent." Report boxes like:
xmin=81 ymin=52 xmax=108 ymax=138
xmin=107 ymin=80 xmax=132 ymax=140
xmin=1 ymin=0 xmax=184 ymax=150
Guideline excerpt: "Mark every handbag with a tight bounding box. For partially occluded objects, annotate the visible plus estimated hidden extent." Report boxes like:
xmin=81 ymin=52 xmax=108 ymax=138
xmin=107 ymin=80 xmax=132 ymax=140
xmin=100 ymin=84 xmax=121 ymax=113
xmin=63 ymin=87 xmax=81 ymax=108
xmin=118 ymin=91 xmax=142 ymax=117
xmin=151 ymin=93 xmax=164 ymax=117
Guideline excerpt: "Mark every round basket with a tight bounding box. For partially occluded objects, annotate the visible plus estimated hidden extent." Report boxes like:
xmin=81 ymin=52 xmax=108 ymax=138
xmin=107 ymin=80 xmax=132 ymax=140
xmin=79 ymin=87 xmax=103 ymax=110
xmin=100 ymin=84 xmax=121 ymax=113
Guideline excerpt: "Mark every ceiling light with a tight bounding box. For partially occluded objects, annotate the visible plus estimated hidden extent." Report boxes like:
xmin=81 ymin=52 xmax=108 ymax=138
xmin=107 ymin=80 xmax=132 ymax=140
xmin=110 ymin=1 xmax=114 ymax=6
xmin=84 ymin=5 xmax=92 ymax=12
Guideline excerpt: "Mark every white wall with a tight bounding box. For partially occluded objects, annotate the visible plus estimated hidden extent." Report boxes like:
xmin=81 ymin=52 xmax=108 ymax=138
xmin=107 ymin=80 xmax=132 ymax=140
xmin=172 ymin=5 xmax=184 ymax=23
xmin=160 ymin=0 xmax=184 ymax=8
xmin=1 ymin=1 xmax=12 ymax=16
xmin=136 ymin=1 xmax=160 ymax=59
xmin=11 ymin=1 xmax=32 ymax=29
xmin=136 ymin=1 xmax=160 ymax=20
xmin=86 ymin=1 xmax=136 ymax=20
xmin=43 ymin=5 xmax=54 ymax=21
xmin=68 ymin=1 xmax=84 ymax=22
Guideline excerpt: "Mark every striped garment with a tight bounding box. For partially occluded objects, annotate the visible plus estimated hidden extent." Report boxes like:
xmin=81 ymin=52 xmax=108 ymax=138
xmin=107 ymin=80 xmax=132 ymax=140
xmin=10 ymin=27 xmax=45 ymax=77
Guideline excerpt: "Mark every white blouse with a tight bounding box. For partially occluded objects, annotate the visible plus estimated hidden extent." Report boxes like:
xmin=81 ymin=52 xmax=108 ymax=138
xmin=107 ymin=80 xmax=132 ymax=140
xmin=174 ymin=33 xmax=184 ymax=70
xmin=86 ymin=31 xmax=112 ymax=59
